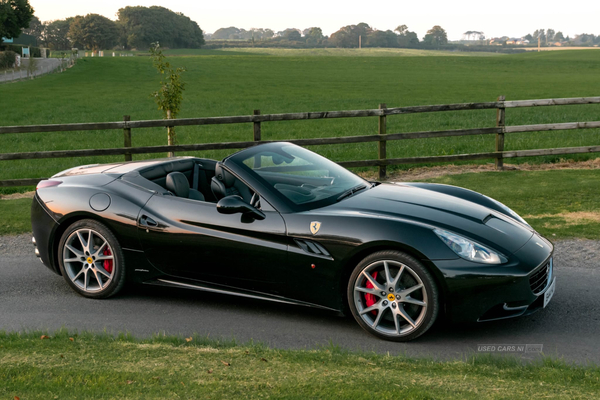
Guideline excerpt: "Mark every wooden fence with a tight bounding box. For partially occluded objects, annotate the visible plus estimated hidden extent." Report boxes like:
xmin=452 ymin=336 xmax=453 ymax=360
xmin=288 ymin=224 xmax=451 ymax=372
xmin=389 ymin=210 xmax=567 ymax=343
xmin=1 ymin=96 xmax=600 ymax=187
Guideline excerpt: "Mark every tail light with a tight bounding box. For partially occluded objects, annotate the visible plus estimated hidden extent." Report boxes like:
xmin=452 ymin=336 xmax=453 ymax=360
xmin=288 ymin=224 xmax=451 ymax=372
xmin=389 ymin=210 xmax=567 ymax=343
xmin=36 ymin=180 xmax=62 ymax=190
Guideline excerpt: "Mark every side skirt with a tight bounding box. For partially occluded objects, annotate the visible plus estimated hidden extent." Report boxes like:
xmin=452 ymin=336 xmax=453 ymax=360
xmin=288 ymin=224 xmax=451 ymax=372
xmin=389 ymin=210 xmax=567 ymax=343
xmin=144 ymin=277 xmax=340 ymax=313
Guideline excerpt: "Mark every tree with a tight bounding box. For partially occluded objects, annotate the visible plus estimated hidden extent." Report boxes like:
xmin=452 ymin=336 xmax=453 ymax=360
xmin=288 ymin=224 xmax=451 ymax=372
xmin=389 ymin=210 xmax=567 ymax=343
xmin=68 ymin=14 xmax=119 ymax=50
xmin=21 ymin=14 xmax=43 ymax=43
xmin=554 ymin=31 xmax=564 ymax=41
xmin=261 ymin=28 xmax=274 ymax=39
xmin=365 ymin=30 xmax=398 ymax=47
xmin=395 ymin=24 xmax=419 ymax=47
xmin=402 ymin=31 xmax=419 ymax=46
xmin=212 ymin=26 xmax=241 ymax=39
xmin=532 ymin=29 xmax=545 ymax=44
xmin=0 ymin=0 xmax=34 ymax=42
xmin=247 ymin=28 xmax=273 ymax=40
xmin=574 ymin=33 xmax=595 ymax=45
xmin=546 ymin=29 xmax=555 ymax=42
xmin=118 ymin=6 xmax=204 ymax=49
xmin=329 ymin=23 xmax=372 ymax=48
xmin=43 ymin=18 xmax=72 ymax=49
xmin=277 ymin=28 xmax=301 ymax=38
xmin=423 ymin=25 xmax=448 ymax=46
xmin=149 ymin=43 xmax=185 ymax=157
xmin=304 ymin=27 xmax=323 ymax=45
xmin=283 ymin=28 xmax=302 ymax=41
xmin=395 ymin=25 xmax=408 ymax=35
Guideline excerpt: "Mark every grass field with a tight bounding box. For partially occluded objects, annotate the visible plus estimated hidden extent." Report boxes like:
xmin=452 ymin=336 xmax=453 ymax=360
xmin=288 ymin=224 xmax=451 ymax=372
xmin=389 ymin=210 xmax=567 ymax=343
xmin=426 ymin=169 xmax=600 ymax=239
xmin=1 ymin=49 xmax=600 ymax=195
xmin=1 ymin=330 xmax=598 ymax=399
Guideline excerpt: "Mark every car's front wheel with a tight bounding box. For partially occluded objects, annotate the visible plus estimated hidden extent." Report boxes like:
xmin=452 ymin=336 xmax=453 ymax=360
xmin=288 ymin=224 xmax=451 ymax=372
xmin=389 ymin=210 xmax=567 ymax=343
xmin=58 ymin=219 xmax=126 ymax=299
xmin=348 ymin=250 xmax=439 ymax=341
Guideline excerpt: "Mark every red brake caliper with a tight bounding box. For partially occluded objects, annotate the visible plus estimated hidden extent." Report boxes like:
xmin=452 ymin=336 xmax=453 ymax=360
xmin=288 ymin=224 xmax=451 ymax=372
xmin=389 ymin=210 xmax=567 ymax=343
xmin=364 ymin=271 xmax=378 ymax=314
xmin=103 ymin=247 xmax=113 ymax=274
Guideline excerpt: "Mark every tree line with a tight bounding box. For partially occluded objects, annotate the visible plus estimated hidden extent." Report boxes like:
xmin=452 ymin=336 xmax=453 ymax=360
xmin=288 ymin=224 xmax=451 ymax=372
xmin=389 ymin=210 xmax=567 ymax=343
xmin=17 ymin=6 xmax=205 ymax=50
xmin=523 ymin=29 xmax=600 ymax=46
xmin=5 ymin=0 xmax=598 ymax=52
xmin=210 ymin=22 xmax=600 ymax=49
xmin=209 ymin=23 xmax=448 ymax=48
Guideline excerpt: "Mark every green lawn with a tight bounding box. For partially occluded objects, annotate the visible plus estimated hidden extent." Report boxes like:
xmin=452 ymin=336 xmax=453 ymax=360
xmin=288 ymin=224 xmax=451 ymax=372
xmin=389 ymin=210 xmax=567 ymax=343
xmin=423 ymin=169 xmax=600 ymax=240
xmin=0 ymin=198 xmax=30 ymax=235
xmin=1 ymin=50 xmax=600 ymax=194
xmin=1 ymin=330 xmax=598 ymax=399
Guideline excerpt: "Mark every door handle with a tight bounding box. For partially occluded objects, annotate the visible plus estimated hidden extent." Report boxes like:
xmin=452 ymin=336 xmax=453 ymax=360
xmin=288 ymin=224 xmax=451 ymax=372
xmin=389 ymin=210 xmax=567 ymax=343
xmin=140 ymin=215 xmax=158 ymax=227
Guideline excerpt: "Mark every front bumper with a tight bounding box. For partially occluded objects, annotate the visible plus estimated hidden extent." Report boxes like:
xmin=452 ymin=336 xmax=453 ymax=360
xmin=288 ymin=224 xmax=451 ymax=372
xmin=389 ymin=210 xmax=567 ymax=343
xmin=435 ymin=233 xmax=554 ymax=323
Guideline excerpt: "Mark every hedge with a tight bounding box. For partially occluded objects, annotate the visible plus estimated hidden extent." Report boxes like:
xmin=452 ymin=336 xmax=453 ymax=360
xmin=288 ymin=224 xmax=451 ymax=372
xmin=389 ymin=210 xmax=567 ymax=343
xmin=0 ymin=51 xmax=17 ymax=69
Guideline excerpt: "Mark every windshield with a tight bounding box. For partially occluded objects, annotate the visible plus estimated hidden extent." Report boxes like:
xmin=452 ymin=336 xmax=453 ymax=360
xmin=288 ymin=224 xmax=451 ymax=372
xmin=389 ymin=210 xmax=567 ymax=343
xmin=228 ymin=143 xmax=369 ymax=210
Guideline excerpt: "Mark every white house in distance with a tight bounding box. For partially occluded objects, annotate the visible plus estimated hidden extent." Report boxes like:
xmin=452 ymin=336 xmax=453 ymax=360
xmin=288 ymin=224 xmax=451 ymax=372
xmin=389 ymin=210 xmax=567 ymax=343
xmin=489 ymin=37 xmax=530 ymax=45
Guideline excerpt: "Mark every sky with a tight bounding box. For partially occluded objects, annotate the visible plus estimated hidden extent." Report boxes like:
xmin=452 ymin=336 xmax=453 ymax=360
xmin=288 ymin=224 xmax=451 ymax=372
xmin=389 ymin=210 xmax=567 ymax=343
xmin=29 ymin=0 xmax=599 ymax=41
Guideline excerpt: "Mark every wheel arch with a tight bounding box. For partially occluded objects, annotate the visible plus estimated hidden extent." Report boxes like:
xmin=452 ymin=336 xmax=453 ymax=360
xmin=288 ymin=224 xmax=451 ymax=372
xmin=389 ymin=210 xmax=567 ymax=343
xmin=51 ymin=212 xmax=122 ymax=276
xmin=338 ymin=241 xmax=448 ymax=317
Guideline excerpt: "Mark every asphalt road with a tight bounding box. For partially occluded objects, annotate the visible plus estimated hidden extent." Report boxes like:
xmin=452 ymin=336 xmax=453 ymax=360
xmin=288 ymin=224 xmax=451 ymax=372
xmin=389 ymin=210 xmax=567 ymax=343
xmin=0 ymin=235 xmax=598 ymax=365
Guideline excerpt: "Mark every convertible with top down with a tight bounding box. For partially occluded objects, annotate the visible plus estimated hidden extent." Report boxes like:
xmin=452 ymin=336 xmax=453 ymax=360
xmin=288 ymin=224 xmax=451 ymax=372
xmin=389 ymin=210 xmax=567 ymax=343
xmin=31 ymin=142 xmax=556 ymax=341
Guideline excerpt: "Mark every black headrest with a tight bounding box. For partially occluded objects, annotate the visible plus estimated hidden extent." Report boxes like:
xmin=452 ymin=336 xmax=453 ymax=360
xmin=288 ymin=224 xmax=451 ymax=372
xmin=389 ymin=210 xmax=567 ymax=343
xmin=214 ymin=163 xmax=236 ymax=188
xmin=166 ymin=171 xmax=190 ymax=198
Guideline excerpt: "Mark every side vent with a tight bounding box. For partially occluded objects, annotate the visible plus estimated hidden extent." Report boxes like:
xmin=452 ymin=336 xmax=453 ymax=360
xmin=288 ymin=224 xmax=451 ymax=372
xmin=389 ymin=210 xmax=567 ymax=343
xmin=294 ymin=239 xmax=331 ymax=258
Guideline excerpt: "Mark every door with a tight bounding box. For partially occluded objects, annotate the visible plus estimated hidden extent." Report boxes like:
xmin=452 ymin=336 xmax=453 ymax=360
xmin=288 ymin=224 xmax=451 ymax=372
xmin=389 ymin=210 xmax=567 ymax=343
xmin=138 ymin=194 xmax=288 ymax=292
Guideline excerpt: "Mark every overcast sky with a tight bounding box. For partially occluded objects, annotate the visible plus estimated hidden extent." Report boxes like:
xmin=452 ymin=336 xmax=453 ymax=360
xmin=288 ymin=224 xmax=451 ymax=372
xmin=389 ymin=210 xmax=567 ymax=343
xmin=29 ymin=0 xmax=598 ymax=41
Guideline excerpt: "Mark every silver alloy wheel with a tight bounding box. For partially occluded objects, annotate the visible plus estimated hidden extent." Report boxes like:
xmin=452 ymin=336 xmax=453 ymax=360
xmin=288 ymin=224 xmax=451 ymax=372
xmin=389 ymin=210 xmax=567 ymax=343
xmin=353 ymin=259 xmax=428 ymax=337
xmin=63 ymin=228 xmax=115 ymax=293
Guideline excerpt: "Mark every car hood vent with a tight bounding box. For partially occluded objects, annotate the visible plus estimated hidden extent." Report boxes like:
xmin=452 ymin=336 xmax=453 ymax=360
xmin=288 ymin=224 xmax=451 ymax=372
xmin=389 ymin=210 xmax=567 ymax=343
xmin=294 ymin=239 xmax=331 ymax=258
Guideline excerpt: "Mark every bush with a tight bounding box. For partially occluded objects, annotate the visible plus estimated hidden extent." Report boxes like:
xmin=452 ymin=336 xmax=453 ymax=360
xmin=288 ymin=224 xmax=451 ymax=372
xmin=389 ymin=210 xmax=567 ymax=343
xmin=0 ymin=51 xmax=17 ymax=69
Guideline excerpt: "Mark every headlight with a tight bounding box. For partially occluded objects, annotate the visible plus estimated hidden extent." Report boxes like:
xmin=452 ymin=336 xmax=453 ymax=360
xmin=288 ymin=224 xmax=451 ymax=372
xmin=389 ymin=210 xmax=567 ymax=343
xmin=434 ymin=229 xmax=507 ymax=264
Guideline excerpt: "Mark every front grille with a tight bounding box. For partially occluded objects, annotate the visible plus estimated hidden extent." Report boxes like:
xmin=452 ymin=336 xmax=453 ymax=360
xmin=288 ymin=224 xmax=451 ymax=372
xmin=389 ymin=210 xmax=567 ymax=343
xmin=529 ymin=259 xmax=552 ymax=295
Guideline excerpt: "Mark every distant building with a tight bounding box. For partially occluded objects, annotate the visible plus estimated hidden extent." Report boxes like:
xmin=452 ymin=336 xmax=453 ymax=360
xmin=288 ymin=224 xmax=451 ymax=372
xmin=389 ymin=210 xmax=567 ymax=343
xmin=506 ymin=38 xmax=529 ymax=45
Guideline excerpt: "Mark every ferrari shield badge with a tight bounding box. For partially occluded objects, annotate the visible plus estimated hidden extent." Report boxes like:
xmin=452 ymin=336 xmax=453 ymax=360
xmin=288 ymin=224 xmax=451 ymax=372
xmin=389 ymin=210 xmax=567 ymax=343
xmin=310 ymin=221 xmax=322 ymax=235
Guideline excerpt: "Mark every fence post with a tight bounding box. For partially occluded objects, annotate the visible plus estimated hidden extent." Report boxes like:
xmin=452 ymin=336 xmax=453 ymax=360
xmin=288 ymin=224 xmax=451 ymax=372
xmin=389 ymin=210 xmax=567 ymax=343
xmin=378 ymin=103 xmax=387 ymax=180
xmin=253 ymin=110 xmax=261 ymax=141
xmin=123 ymin=115 xmax=132 ymax=162
xmin=495 ymin=95 xmax=506 ymax=170
xmin=253 ymin=110 xmax=262 ymax=167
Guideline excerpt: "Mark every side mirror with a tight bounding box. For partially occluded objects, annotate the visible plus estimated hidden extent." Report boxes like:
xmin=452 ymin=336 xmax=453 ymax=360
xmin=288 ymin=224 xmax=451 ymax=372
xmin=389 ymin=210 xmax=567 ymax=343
xmin=217 ymin=195 xmax=266 ymax=220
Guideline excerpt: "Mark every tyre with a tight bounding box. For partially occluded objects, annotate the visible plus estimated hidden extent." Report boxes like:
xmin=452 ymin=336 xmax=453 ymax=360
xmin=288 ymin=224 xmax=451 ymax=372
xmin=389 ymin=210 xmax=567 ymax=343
xmin=347 ymin=250 xmax=439 ymax=341
xmin=57 ymin=219 xmax=126 ymax=299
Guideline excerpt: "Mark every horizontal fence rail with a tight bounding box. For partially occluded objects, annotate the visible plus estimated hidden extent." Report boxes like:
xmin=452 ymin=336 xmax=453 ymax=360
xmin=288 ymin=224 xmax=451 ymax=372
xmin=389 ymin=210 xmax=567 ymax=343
xmin=1 ymin=96 xmax=599 ymax=187
xmin=2 ymin=97 xmax=600 ymax=135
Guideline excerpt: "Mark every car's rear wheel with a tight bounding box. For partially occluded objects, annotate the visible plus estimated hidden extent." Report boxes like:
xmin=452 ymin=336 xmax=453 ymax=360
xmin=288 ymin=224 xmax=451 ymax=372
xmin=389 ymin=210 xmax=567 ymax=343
xmin=348 ymin=250 xmax=439 ymax=341
xmin=58 ymin=219 xmax=125 ymax=299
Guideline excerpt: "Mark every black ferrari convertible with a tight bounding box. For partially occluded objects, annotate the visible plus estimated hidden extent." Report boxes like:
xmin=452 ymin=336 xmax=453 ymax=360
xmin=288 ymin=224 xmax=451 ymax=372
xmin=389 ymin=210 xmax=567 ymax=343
xmin=31 ymin=142 xmax=555 ymax=341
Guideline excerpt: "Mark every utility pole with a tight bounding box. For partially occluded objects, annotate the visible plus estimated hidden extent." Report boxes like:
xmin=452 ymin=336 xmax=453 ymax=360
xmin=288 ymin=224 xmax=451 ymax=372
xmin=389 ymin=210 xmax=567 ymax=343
xmin=538 ymin=37 xmax=541 ymax=52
